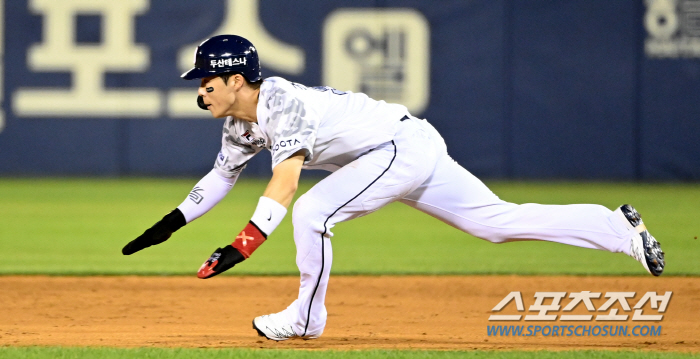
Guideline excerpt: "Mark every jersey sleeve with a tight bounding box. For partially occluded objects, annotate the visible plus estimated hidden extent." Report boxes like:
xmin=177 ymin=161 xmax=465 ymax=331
xmin=213 ymin=117 xmax=262 ymax=178
xmin=262 ymin=82 xmax=320 ymax=169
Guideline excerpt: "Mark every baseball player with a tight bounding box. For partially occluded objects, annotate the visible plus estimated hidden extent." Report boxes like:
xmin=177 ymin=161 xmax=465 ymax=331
xmin=122 ymin=35 xmax=665 ymax=341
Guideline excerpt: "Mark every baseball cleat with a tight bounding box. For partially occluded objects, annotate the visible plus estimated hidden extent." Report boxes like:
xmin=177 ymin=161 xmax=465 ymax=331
xmin=252 ymin=313 xmax=319 ymax=341
xmin=253 ymin=313 xmax=298 ymax=341
xmin=615 ymin=204 xmax=665 ymax=276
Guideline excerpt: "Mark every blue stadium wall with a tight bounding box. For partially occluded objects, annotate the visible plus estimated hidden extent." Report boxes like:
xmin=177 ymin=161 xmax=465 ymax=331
xmin=1 ymin=0 xmax=699 ymax=180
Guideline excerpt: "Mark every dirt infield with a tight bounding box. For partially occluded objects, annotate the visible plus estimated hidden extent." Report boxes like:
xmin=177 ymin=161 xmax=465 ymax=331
xmin=0 ymin=275 xmax=698 ymax=352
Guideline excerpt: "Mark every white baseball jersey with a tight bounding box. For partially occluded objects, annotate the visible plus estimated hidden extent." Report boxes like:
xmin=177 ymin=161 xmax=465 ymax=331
xmin=185 ymin=77 xmax=639 ymax=340
xmin=213 ymin=76 xmax=410 ymax=177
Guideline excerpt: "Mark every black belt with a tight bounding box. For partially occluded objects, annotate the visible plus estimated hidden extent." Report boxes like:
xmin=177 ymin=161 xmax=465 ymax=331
xmin=400 ymin=115 xmax=423 ymax=122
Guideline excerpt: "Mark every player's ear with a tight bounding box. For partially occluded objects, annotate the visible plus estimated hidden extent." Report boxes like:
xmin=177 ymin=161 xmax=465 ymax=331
xmin=232 ymin=74 xmax=245 ymax=91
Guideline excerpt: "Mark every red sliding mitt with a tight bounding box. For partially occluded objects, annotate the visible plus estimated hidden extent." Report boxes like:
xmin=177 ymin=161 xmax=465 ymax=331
xmin=197 ymin=221 xmax=267 ymax=279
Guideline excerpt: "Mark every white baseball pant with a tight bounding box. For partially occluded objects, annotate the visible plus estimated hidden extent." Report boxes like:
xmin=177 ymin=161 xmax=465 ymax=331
xmin=279 ymin=117 xmax=634 ymax=337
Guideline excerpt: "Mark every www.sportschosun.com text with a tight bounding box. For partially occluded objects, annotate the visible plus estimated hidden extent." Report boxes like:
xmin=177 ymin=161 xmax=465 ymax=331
xmin=487 ymin=325 xmax=661 ymax=337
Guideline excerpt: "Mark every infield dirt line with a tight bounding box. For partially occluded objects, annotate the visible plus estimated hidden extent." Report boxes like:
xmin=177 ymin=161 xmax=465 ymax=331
xmin=0 ymin=275 xmax=697 ymax=351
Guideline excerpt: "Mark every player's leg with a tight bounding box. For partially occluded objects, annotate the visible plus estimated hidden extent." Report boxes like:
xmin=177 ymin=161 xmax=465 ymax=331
xmin=254 ymin=119 xmax=440 ymax=340
xmin=400 ymin=153 xmax=634 ymax=254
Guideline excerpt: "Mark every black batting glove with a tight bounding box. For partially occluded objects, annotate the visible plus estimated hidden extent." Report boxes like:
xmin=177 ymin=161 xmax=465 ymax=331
xmin=122 ymin=209 xmax=186 ymax=255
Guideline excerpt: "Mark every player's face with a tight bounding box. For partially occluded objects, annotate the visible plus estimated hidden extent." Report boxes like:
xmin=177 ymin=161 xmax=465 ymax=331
xmin=198 ymin=75 xmax=235 ymax=118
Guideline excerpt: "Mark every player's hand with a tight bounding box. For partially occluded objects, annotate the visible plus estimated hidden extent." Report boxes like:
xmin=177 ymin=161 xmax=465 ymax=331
xmin=122 ymin=209 xmax=186 ymax=255
xmin=197 ymin=245 xmax=245 ymax=279
xmin=197 ymin=221 xmax=266 ymax=278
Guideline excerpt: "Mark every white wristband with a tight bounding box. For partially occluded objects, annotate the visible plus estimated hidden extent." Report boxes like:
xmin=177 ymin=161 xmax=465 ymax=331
xmin=250 ymin=196 xmax=287 ymax=236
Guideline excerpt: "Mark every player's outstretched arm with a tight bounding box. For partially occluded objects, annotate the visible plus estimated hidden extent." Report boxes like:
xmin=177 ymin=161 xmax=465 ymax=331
xmin=122 ymin=169 xmax=237 ymax=255
xmin=122 ymin=209 xmax=186 ymax=255
xmin=197 ymin=151 xmax=305 ymax=278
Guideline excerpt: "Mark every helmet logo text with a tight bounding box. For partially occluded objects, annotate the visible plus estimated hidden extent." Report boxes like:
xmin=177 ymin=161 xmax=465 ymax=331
xmin=210 ymin=57 xmax=247 ymax=68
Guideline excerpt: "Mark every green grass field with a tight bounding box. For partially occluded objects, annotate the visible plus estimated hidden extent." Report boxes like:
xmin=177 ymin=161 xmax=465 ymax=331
xmin=1 ymin=178 xmax=699 ymax=358
xmin=0 ymin=178 xmax=698 ymax=276
xmin=0 ymin=347 xmax=698 ymax=359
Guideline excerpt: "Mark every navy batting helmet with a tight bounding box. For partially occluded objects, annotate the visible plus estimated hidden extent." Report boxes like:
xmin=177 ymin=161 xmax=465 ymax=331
xmin=181 ymin=35 xmax=262 ymax=82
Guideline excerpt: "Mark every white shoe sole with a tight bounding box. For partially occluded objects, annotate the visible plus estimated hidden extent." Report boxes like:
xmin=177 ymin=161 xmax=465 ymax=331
xmin=614 ymin=206 xmax=664 ymax=276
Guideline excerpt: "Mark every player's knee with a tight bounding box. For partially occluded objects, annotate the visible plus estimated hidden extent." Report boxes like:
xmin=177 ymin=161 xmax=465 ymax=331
xmin=483 ymin=235 xmax=510 ymax=244
xmin=464 ymin=226 xmax=510 ymax=244
xmin=452 ymin=202 xmax=521 ymax=243
xmin=292 ymin=194 xmax=310 ymax=225
xmin=292 ymin=193 xmax=324 ymax=229
xmin=454 ymin=218 xmax=516 ymax=244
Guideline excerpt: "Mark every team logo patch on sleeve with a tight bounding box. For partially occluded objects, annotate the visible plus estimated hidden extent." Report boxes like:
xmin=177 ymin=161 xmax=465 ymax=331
xmin=188 ymin=186 xmax=205 ymax=204
xmin=241 ymin=130 xmax=266 ymax=147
